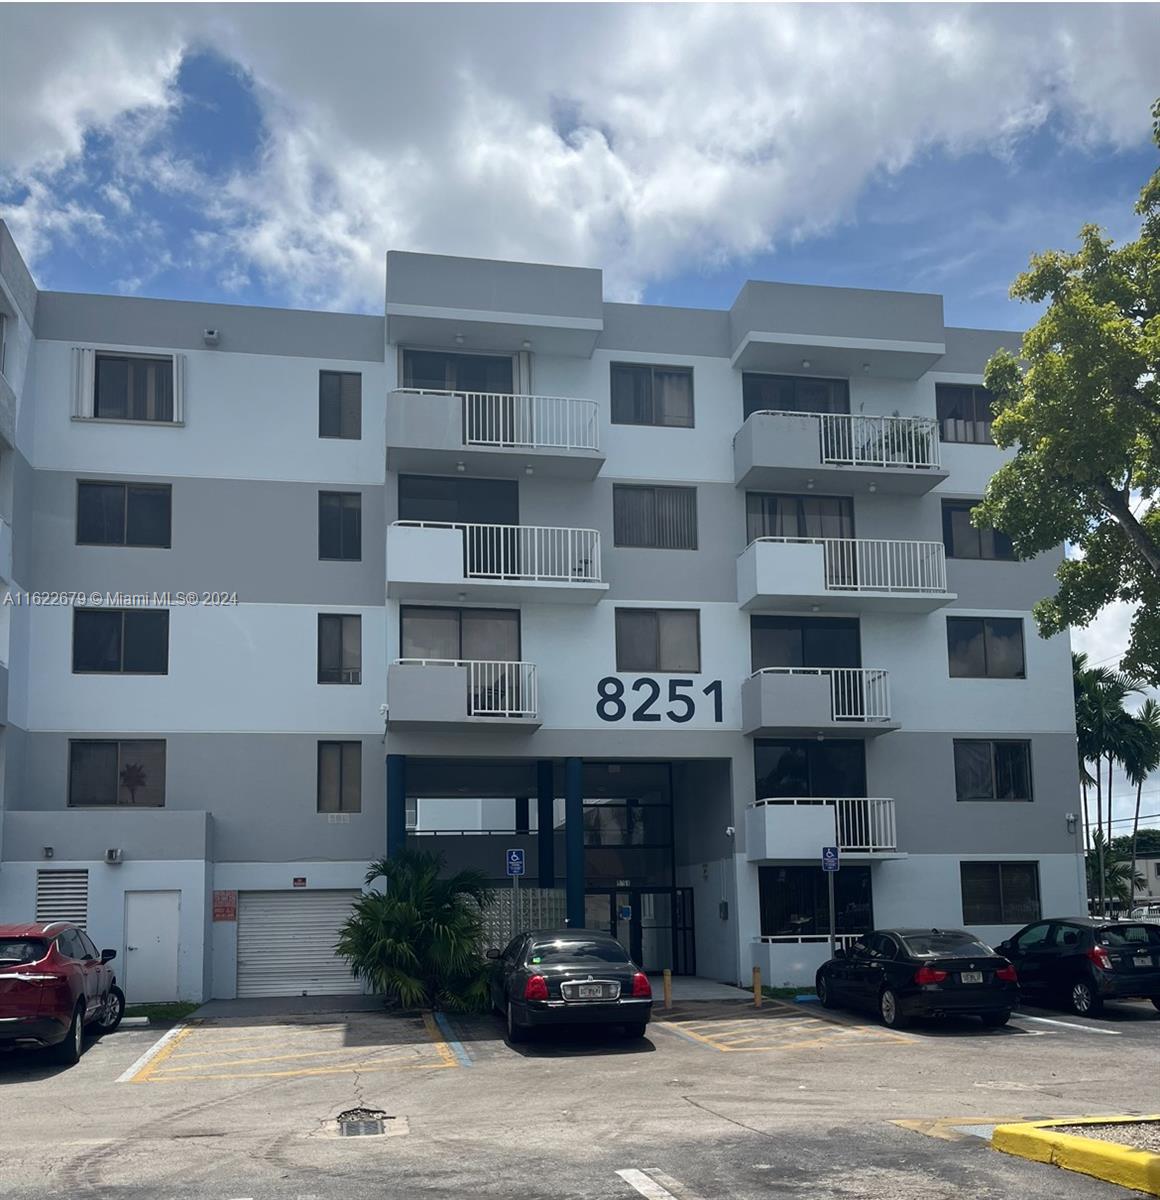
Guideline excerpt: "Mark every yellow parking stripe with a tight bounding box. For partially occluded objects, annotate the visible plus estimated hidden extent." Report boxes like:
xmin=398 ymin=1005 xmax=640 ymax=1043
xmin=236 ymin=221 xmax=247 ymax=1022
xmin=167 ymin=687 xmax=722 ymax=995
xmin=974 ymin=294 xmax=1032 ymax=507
xmin=423 ymin=1012 xmax=459 ymax=1068
xmin=141 ymin=1058 xmax=456 ymax=1082
xmin=128 ymin=1025 xmax=197 ymax=1083
xmin=159 ymin=1047 xmax=427 ymax=1071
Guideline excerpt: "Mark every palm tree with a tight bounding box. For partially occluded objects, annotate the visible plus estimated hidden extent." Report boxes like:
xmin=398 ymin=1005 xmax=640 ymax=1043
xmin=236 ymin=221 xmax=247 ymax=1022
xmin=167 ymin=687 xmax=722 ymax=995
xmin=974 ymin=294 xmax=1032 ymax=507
xmin=119 ymin=762 xmax=148 ymax=805
xmin=336 ymin=849 xmax=493 ymax=1012
xmin=1086 ymin=829 xmax=1147 ymax=910
xmin=1122 ymin=698 xmax=1160 ymax=904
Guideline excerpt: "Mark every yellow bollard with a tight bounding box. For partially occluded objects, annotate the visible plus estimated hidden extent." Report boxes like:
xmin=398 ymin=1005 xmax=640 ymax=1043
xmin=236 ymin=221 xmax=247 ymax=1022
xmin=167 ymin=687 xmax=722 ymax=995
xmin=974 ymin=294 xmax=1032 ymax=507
xmin=662 ymin=968 xmax=672 ymax=1011
xmin=752 ymin=965 xmax=762 ymax=1008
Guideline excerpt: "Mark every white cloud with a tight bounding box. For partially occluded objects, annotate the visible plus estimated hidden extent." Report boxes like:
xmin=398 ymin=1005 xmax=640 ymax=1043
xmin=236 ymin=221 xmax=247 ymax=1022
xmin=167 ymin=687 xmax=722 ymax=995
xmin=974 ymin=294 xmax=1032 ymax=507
xmin=2 ymin=4 xmax=1158 ymax=309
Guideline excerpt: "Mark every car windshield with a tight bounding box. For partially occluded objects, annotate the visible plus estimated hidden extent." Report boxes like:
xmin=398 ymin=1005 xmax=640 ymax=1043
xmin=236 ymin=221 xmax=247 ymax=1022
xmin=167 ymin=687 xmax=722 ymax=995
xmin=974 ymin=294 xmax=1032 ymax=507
xmin=1098 ymin=925 xmax=1160 ymax=947
xmin=899 ymin=932 xmax=993 ymax=958
xmin=528 ymin=939 xmax=630 ymax=965
xmin=0 ymin=938 xmax=48 ymax=965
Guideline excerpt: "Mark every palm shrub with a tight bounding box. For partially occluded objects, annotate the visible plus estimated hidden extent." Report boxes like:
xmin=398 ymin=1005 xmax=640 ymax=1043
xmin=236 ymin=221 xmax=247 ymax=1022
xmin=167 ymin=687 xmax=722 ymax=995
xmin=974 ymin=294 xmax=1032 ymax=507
xmin=1085 ymin=829 xmax=1146 ymax=912
xmin=337 ymin=850 xmax=493 ymax=1012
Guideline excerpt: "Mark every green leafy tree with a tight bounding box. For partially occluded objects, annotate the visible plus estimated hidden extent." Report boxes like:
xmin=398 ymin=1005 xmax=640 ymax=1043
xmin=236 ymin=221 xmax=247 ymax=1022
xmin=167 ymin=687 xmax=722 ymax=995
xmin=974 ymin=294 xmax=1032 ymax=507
xmin=975 ymin=100 xmax=1160 ymax=682
xmin=1086 ymin=828 xmax=1146 ymax=911
xmin=336 ymin=850 xmax=493 ymax=1012
xmin=1112 ymin=827 xmax=1160 ymax=858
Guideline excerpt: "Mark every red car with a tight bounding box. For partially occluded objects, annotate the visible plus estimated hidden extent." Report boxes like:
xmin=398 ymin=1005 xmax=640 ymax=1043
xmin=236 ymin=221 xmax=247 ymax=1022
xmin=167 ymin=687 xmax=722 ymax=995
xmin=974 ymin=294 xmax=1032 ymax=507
xmin=0 ymin=922 xmax=125 ymax=1064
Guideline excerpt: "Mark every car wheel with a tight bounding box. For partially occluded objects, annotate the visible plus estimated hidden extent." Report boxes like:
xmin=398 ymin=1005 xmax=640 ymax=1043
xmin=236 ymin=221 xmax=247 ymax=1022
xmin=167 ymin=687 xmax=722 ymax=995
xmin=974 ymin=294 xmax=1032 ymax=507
xmin=1069 ymin=979 xmax=1103 ymax=1017
xmin=879 ymin=987 xmax=908 ymax=1030
xmin=622 ymin=1022 xmax=647 ymax=1039
xmin=506 ymin=1001 xmax=526 ymax=1044
xmin=51 ymin=1002 xmax=85 ymax=1066
xmin=95 ymin=986 xmax=125 ymax=1033
xmin=980 ymin=1010 xmax=1011 ymax=1028
xmin=816 ymin=973 xmax=836 ymax=1009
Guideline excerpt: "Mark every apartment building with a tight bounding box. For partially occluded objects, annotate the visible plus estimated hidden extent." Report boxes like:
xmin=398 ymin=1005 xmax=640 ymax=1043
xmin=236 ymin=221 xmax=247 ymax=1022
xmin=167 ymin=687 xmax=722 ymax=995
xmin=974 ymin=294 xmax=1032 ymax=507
xmin=0 ymin=223 xmax=1087 ymax=1001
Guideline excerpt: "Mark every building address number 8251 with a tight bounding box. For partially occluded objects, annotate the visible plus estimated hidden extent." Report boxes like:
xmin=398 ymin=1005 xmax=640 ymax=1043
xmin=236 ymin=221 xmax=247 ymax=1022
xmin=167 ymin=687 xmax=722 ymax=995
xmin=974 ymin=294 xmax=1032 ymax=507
xmin=596 ymin=677 xmax=724 ymax=724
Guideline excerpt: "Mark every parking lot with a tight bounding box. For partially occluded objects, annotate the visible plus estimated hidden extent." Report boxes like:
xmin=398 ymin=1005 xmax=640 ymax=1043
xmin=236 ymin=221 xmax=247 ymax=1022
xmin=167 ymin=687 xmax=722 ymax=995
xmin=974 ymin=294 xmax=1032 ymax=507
xmin=0 ymin=993 xmax=1156 ymax=1199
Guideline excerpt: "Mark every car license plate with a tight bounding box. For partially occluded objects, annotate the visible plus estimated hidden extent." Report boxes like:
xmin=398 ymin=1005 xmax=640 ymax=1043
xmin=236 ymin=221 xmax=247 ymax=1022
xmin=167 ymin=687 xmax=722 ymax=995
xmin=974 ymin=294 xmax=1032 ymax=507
xmin=1133 ymin=955 xmax=1152 ymax=968
xmin=960 ymin=971 xmax=983 ymax=984
xmin=577 ymin=984 xmax=603 ymax=998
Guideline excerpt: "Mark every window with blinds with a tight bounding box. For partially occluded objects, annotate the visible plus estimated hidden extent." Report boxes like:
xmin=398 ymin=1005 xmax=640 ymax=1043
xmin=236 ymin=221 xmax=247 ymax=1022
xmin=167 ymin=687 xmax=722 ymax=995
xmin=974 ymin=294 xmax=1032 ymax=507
xmin=35 ymin=870 xmax=90 ymax=929
xmin=612 ymin=485 xmax=697 ymax=550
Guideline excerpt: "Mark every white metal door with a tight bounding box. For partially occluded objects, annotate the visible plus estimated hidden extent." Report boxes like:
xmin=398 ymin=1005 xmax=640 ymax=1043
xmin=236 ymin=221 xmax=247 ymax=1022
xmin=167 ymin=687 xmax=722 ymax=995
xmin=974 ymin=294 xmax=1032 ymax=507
xmin=235 ymin=890 xmax=361 ymax=998
xmin=123 ymin=890 xmax=180 ymax=1003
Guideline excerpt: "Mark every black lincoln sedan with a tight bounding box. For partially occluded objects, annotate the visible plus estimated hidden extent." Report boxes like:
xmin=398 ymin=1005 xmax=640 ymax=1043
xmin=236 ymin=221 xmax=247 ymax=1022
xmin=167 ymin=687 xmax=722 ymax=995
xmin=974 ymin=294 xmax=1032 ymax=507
xmin=815 ymin=929 xmax=1019 ymax=1029
xmin=487 ymin=929 xmax=653 ymax=1043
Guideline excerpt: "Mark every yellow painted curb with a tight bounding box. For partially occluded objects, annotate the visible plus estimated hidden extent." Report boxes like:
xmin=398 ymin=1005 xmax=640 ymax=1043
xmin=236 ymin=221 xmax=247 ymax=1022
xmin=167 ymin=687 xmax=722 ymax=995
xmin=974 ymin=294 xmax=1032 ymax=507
xmin=992 ymin=1115 xmax=1160 ymax=1197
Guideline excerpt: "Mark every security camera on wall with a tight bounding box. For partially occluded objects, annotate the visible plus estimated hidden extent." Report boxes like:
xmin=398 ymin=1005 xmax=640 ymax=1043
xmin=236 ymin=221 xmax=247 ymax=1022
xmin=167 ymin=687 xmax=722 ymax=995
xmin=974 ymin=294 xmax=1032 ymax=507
xmin=202 ymin=328 xmax=220 ymax=345
xmin=724 ymin=825 xmax=736 ymax=838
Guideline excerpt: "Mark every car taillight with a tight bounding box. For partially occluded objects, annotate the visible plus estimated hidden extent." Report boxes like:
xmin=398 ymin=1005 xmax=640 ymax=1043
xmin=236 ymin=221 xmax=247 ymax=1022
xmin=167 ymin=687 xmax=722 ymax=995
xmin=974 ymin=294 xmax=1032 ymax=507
xmin=524 ymin=974 xmax=549 ymax=1001
xmin=1087 ymin=946 xmax=1113 ymax=971
xmin=995 ymin=963 xmax=1018 ymax=982
xmin=631 ymin=972 xmax=652 ymax=998
xmin=913 ymin=965 xmax=948 ymax=985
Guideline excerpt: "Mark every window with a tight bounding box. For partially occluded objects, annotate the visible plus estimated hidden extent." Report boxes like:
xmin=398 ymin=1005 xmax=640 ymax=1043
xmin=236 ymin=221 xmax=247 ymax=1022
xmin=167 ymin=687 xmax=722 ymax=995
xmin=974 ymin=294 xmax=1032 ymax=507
xmin=612 ymin=485 xmax=697 ymax=549
xmin=319 ymin=371 xmax=362 ymax=439
xmin=960 ymin=861 xmax=1041 ymax=924
xmin=1012 ymin=922 xmax=1052 ymax=950
xmin=751 ymin=615 xmax=860 ymax=670
xmin=401 ymin=349 xmax=514 ymax=394
xmin=397 ymin=474 xmax=518 ymax=525
xmin=743 ymin=374 xmax=849 ymax=420
xmin=754 ymin=739 xmax=867 ymax=799
xmin=936 ymin=384 xmax=995 ymax=444
xmin=758 ymin=865 xmax=872 ymax=937
xmin=318 ymin=614 xmax=362 ymax=684
xmin=94 ymin=353 xmax=175 ymax=422
xmin=953 ymin=739 xmax=1032 ymax=801
xmin=615 ymin=609 xmax=700 ymax=672
xmin=76 ymin=482 xmax=171 ymax=548
xmin=56 ymin=930 xmax=86 ymax=960
xmin=318 ymin=741 xmax=361 ymax=813
xmin=946 ymin=617 xmax=1025 ymax=678
xmin=319 ymin=492 xmax=362 ymax=561
xmin=746 ymin=493 xmax=854 ymax=544
xmin=72 ymin=609 xmax=169 ymax=674
xmin=68 ymin=740 xmax=166 ymax=807
xmin=941 ymin=500 xmax=1015 ymax=560
xmin=610 ymin=363 xmax=694 ymax=428
xmin=400 ymin=606 xmax=519 ymax=661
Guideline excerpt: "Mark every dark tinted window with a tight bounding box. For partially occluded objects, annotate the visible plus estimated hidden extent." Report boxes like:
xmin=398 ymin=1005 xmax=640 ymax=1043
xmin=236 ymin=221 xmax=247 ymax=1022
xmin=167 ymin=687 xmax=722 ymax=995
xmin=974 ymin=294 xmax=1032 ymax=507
xmin=1098 ymin=924 xmax=1160 ymax=947
xmin=318 ymin=741 xmax=361 ymax=813
xmin=954 ymin=739 xmax=1032 ymax=801
xmin=942 ymin=500 xmax=1015 ymax=560
xmin=69 ymin=740 xmax=166 ymax=807
xmin=936 ymin=384 xmax=995 ymax=444
xmin=746 ymin=493 xmax=854 ymax=543
xmin=318 ymin=614 xmax=362 ymax=684
xmin=754 ymin=739 xmax=867 ymax=799
xmin=0 ymin=938 xmax=48 ymax=965
xmin=610 ymin=364 xmax=694 ymax=428
xmin=527 ymin=938 xmax=630 ymax=965
xmin=397 ymin=475 xmax=518 ymax=525
xmin=73 ymin=609 xmax=169 ymax=674
xmin=947 ymin=617 xmax=1024 ymax=678
xmin=758 ymin=865 xmax=873 ymax=937
xmin=319 ymin=371 xmax=362 ymax=439
xmin=94 ymin=354 xmax=174 ymax=421
xmin=56 ymin=930 xmax=86 ymax=960
xmin=751 ymin=615 xmax=860 ymax=670
xmin=743 ymin=374 xmax=849 ymax=420
xmin=613 ymin=485 xmax=697 ymax=549
xmin=960 ymin=861 xmax=1041 ymax=924
xmin=401 ymin=350 xmax=513 ymax=394
xmin=899 ymin=932 xmax=994 ymax=957
xmin=615 ymin=608 xmax=700 ymax=672
xmin=319 ymin=492 xmax=362 ymax=561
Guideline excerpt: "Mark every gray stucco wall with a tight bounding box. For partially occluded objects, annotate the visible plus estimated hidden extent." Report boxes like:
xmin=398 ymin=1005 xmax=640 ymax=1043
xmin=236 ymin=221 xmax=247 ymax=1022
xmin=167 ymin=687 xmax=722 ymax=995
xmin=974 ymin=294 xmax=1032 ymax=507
xmin=938 ymin=327 xmax=1023 ymax=374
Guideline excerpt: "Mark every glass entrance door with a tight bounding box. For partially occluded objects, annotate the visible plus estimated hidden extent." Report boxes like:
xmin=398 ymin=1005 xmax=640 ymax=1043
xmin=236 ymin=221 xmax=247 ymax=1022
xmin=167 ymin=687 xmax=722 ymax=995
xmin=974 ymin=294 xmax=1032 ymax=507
xmin=584 ymin=888 xmax=680 ymax=972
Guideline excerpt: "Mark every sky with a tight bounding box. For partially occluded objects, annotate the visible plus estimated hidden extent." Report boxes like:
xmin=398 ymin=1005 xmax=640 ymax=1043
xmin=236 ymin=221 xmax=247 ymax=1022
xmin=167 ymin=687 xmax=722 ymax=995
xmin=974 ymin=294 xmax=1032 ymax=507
xmin=2 ymin=3 xmax=1159 ymax=836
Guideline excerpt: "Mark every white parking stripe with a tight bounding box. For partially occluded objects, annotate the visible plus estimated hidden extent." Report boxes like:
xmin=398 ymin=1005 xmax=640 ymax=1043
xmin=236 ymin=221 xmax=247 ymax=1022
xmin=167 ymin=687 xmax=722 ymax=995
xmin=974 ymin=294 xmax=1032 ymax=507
xmin=115 ymin=1022 xmax=189 ymax=1082
xmin=1013 ymin=1013 xmax=1121 ymax=1035
xmin=617 ymin=1169 xmax=680 ymax=1199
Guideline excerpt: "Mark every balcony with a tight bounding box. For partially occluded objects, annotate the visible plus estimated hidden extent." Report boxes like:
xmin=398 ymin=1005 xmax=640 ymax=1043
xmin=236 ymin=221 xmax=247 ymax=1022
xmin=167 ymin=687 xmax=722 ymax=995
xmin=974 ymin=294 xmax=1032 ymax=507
xmin=737 ymin=536 xmax=955 ymax=613
xmin=742 ymin=668 xmax=899 ymax=738
xmin=733 ymin=410 xmax=947 ymax=495
xmin=387 ymin=659 xmax=541 ymax=730
xmin=387 ymin=389 xmax=604 ymax=480
xmin=745 ymin=797 xmax=901 ymax=861
xmin=387 ymin=521 xmax=608 ymax=603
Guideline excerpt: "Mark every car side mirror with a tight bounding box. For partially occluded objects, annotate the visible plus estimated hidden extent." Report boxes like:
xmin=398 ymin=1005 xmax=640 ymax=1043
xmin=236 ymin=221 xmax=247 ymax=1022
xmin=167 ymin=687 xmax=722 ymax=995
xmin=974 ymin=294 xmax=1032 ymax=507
xmin=100 ymin=949 xmax=117 ymax=963
xmin=485 ymin=948 xmax=501 ymax=960
xmin=833 ymin=948 xmax=845 ymax=960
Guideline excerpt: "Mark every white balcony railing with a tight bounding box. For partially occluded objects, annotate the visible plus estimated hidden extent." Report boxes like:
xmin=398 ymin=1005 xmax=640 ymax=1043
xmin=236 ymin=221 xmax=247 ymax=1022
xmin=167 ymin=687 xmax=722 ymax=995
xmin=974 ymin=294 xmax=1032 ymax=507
xmin=752 ymin=536 xmax=947 ymax=595
xmin=396 ymin=389 xmax=600 ymax=451
xmin=394 ymin=521 xmax=602 ymax=583
xmin=395 ymin=658 xmax=538 ymax=718
xmin=758 ymin=932 xmax=864 ymax=948
xmin=750 ymin=667 xmax=892 ymax=722
xmin=752 ymin=797 xmax=898 ymax=853
xmin=747 ymin=409 xmax=941 ymax=470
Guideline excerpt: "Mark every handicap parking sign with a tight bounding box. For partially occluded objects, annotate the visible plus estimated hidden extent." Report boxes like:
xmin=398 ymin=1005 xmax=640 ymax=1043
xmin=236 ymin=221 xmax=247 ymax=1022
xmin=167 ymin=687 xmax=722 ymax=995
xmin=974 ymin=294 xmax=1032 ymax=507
xmin=821 ymin=845 xmax=840 ymax=872
xmin=506 ymin=848 xmax=526 ymax=877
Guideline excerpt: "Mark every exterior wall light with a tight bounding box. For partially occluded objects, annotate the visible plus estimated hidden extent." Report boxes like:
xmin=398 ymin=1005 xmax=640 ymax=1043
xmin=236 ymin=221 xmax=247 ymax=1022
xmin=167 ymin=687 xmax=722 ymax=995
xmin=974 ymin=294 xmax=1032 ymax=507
xmin=42 ymin=846 xmax=54 ymax=859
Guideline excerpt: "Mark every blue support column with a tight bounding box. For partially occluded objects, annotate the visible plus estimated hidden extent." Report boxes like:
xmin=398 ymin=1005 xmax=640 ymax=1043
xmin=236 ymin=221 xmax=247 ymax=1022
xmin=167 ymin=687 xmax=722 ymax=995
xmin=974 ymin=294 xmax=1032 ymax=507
xmin=564 ymin=756 xmax=584 ymax=928
xmin=386 ymin=754 xmax=407 ymax=860
xmin=537 ymin=760 xmax=555 ymax=889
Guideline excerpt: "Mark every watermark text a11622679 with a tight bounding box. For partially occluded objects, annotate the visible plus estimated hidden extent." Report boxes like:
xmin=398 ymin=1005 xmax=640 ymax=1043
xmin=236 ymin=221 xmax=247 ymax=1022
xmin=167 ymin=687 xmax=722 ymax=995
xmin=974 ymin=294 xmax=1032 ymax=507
xmin=2 ymin=590 xmax=239 ymax=607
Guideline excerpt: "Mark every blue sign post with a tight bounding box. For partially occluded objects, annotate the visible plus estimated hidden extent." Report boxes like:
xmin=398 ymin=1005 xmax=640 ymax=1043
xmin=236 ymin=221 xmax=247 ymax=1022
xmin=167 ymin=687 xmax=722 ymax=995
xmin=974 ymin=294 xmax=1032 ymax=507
xmin=822 ymin=846 xmax=840 ymax=959
xmin=506 ymin=848 xmax=525 ymax=937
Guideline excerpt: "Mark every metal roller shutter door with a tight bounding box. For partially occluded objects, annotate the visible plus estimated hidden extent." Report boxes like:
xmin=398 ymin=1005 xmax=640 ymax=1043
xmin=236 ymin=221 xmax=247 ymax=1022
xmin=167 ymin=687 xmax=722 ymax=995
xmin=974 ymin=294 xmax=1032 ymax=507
xmin=236 ymin=890 xmax=362 ymax=998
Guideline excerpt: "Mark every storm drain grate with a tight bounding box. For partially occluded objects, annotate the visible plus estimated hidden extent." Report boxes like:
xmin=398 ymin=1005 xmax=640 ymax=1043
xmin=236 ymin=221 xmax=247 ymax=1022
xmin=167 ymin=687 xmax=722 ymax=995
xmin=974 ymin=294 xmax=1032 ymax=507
xmin=336 ymin=1107 xmax=391 ymax=1137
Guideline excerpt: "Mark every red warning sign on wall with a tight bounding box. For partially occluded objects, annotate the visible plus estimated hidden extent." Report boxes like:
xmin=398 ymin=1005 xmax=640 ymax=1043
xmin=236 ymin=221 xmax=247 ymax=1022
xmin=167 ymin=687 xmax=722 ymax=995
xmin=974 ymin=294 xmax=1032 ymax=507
xmin=212 ymin=890 xmax=238 ymax=921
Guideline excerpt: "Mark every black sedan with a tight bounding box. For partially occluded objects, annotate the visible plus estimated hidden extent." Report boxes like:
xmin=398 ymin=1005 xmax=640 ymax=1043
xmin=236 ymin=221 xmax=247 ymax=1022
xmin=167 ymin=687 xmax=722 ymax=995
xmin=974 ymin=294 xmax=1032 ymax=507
xmin=487 ymin=928 xmax=652 ymax=1043
xmin=815 ymin=929 xmax=1019 ymax=1029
